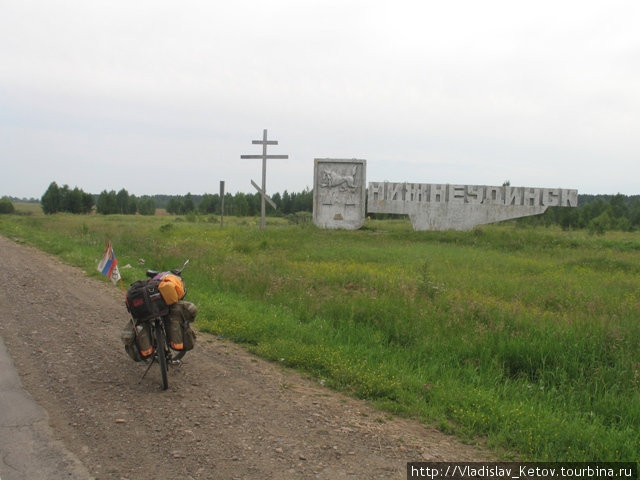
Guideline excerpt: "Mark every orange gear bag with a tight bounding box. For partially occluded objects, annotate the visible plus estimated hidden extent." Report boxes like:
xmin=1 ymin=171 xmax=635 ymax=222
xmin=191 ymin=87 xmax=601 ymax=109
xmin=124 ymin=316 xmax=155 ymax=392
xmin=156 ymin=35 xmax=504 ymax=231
xmin=157 ymin=274 xmax=185 ymax=305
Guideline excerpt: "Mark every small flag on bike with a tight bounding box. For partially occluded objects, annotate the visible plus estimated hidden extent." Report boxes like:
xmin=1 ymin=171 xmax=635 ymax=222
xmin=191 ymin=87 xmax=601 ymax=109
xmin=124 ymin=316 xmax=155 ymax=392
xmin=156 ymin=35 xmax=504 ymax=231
xmin=97 ymin=241 xmax=121 ymax=285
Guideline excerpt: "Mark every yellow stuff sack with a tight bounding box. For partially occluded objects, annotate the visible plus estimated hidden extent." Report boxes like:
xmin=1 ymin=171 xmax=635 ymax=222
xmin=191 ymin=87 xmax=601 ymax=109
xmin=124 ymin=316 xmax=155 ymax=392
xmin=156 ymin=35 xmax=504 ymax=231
xmin=158 ymin=274 xmax=185 ymax=305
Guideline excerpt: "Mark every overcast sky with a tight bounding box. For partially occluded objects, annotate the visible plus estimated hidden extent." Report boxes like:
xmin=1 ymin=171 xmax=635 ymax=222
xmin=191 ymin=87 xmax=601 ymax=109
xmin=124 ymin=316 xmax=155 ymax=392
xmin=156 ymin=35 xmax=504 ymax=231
xmin=1 ymin=0 xmax=639 ymax=199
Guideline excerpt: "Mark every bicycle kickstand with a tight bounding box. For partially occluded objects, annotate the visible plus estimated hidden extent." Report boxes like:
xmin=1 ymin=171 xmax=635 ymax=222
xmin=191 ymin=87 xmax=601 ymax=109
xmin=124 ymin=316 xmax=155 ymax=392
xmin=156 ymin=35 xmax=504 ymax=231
xmin=138 ymin=356 xmax=157 ymax=384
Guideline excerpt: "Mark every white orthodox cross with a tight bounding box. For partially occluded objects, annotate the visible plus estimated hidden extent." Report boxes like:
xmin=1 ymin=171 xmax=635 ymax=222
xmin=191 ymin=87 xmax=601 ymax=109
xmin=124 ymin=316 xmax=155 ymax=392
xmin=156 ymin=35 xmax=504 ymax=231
xmin=241 ymin=129 xmax=288 ymax=230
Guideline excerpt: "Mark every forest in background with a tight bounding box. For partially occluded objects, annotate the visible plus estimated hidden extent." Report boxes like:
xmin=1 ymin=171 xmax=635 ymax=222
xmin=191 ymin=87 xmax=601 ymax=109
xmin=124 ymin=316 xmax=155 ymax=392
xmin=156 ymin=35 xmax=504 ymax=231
xmin=3 ymin=181 xmax=640 ymax=233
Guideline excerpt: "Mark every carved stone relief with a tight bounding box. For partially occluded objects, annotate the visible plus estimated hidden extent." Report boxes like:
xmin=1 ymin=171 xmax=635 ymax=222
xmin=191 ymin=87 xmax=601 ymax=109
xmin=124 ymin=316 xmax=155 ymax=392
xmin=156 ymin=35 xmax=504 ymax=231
xmin=313 ymin=159 xmax=366 ymax=230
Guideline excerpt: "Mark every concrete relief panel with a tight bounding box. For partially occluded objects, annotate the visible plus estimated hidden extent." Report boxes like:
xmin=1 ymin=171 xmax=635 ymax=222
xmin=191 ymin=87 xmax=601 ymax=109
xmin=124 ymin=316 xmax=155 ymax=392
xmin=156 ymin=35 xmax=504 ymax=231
xmin=313 ymin=159 xmax=366 ymax=230
xmin=367 ymin=182 xmax=578 ymax=231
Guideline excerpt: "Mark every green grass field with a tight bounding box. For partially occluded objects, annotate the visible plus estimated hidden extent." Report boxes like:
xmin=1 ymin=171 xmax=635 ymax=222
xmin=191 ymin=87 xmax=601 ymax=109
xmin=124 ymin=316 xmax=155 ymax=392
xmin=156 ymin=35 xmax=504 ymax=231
xmin=1 ymin=212 xmax=639 ymax=460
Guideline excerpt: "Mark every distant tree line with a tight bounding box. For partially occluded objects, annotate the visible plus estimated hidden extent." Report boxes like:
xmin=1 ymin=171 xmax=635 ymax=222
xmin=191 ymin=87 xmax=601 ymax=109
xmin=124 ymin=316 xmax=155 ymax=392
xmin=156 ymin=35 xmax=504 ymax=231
xmin=3 ymin=196 xmax=39 ymax=203
xmin=163 ymin=190 xmax=313 ymax=216
xmin=95 ymin=189 xmax=157 ymax=215
xmin=518 ymin=193 xmax=640 ymax=233
xmin=35 ymin=182 xmax=640 ymax=233
xmin=39 ymin=181 xmax=313 ymax=217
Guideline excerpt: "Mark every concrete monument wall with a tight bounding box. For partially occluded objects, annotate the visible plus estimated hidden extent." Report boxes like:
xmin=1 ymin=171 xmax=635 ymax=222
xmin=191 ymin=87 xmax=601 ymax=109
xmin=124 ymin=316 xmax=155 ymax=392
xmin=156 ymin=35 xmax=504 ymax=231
xmin=367 ymin=182 xmax=578 ymax=231
xmin=313 ymin=159 xmax=367 ymax=230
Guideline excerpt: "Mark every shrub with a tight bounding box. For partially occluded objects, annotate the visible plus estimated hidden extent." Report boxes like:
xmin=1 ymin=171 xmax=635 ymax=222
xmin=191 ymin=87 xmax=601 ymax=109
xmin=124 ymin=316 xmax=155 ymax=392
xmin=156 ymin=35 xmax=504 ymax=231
xmin=0 ymin=197 xmax=15 ymax=214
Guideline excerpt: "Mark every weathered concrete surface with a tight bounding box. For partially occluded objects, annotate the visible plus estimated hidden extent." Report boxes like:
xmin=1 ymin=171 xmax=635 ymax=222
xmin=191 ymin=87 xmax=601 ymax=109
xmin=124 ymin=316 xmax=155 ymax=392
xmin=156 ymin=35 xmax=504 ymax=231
xmin=313 ymin=159 xmax=367 ymax=230
xmin=368 ymin=182 xmax=578 ymax=231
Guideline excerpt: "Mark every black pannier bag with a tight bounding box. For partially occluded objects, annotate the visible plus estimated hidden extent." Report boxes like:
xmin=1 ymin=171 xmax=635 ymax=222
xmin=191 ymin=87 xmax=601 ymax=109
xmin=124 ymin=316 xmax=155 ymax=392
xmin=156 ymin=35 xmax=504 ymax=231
xmin=126 ymin=279 xmax=169 ymax=321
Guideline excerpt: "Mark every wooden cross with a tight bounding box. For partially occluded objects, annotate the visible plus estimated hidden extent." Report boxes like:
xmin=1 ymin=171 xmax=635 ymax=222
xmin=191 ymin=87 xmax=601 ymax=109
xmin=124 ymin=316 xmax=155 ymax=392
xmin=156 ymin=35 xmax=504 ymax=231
xmin=241 ymin=129 xmax=289 ymax=229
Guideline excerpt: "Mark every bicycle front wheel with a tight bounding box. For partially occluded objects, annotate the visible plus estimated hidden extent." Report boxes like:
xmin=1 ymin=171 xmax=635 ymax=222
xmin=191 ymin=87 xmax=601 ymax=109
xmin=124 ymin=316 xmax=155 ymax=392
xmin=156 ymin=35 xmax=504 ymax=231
xmin=155 ymin=325 xmax=169 ymax=390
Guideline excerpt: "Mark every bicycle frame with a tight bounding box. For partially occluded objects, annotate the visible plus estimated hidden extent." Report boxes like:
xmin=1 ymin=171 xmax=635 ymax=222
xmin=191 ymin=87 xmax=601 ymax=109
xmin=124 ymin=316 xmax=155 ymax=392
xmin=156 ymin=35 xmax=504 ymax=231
xmin=139 ymin=317 xmax=175 ymax=390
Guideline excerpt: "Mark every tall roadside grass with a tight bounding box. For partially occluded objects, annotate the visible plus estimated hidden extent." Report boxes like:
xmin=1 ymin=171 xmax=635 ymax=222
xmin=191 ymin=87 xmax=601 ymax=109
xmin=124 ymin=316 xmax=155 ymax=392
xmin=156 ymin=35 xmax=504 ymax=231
xmin=1 ymin=213 xmax=639 ymax=460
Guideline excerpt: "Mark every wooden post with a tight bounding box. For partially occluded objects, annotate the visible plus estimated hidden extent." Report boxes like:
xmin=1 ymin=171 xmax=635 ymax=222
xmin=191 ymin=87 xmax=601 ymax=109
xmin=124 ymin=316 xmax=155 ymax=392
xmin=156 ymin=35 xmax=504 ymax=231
xmin=220 ymin=180 xmax=225 ymax=227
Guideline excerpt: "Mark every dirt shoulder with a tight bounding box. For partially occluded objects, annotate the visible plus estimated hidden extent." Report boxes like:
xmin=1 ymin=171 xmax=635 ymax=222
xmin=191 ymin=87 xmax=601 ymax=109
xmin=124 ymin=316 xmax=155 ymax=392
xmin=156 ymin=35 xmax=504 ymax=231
xmin=0 ymin=235 xmax=490 ymax=479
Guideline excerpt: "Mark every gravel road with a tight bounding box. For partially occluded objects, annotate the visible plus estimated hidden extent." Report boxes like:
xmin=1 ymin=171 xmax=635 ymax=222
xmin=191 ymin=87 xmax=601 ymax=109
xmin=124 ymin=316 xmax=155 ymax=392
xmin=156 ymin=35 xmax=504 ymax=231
xmin=0 ymin=234 xmax=489 ymax=479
